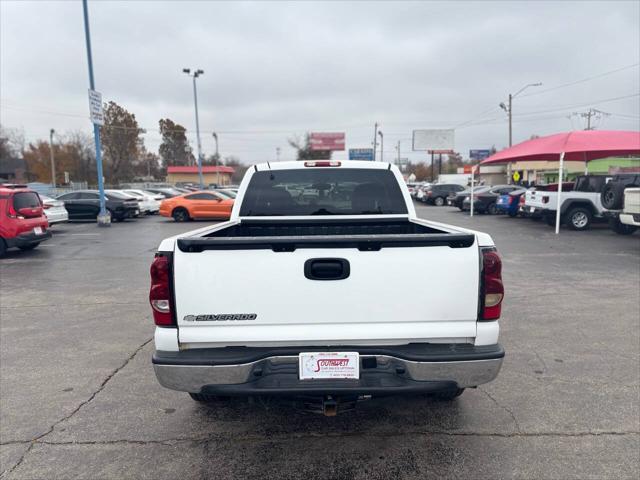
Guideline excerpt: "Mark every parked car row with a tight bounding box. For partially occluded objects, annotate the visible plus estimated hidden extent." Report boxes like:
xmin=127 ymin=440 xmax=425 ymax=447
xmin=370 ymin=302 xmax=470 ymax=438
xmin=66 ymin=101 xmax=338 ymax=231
xmin=0 ymin=183 xmax=240 ymax=256
xmin=411 ymin=173 xmax=640 ymax=234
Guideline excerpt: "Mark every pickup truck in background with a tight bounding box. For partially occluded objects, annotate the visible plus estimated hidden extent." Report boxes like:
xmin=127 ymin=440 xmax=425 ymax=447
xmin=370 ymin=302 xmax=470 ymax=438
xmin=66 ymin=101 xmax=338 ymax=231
xmin=524 ymin=175 xmax=611 ymax=230
xmin=150 ymin=161 xmax=505 ymax=415
xmin=601 ymin=174 xmax=640 ymax=234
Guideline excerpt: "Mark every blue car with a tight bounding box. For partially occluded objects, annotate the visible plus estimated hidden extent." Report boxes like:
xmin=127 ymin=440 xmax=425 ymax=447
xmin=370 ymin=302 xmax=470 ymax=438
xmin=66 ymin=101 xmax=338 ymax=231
xmin=496 ymin=189 xmax=527 ymax=217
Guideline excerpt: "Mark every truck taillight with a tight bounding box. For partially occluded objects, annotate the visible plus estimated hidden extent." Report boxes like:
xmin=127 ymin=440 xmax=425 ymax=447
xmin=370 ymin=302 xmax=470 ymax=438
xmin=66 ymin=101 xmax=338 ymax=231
xmin=149 ymin=254 xmax=173 ymax=326
xmin=481 ymin=248 xmax=503 ymax=321
xmin=519 ymin=195 xmax=526 ymax=206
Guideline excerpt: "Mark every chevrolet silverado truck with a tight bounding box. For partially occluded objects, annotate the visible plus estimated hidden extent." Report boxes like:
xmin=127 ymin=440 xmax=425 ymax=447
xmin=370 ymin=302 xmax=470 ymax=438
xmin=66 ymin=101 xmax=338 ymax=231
xmin=150 ymin=161 xmax=505 ymax=415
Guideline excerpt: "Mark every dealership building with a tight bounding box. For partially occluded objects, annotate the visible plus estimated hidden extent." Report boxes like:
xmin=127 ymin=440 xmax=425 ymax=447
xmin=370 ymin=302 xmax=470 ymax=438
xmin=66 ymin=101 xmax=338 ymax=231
xmin=165 ymin=166 xmax=235 ymax=186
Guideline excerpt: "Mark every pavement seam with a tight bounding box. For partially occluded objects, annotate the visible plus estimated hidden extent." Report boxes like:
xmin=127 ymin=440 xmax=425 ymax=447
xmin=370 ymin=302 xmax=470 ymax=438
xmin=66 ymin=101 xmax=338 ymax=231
xmin=0 ymin=338 xmax=152 ymax=477
xmin=478 ymin=386 xmax=522 ymax=434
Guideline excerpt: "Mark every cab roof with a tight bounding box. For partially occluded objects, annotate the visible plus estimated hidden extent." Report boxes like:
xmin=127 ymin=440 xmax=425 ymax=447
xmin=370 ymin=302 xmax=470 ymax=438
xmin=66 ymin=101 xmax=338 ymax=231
xmin=253 ymin=160 xmax=393 ymax=171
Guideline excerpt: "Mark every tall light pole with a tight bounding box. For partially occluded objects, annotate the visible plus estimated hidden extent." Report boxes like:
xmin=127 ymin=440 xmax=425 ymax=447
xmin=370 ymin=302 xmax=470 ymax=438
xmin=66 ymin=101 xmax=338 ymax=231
xmin=211 ymin=132 xmax=219 ymax=186
xmin=82 ymin=0 xmax=109 ymax=226
xmin=372 ymin=122 xmax=378 ymax=161
xmin=276 ymin=147 xmax=281 ymax=162
xmin=500 ymin=82 xmax=542 ymax=146
xmin=378 ymin=131 xmax=384 ymax=162
xmin=396 ymin=140 xmax=400 ymax=167
xmin=49 ymin=129 xmax=57 ymax=188
xmin=183 ymin=68 xmax=205 ymax=188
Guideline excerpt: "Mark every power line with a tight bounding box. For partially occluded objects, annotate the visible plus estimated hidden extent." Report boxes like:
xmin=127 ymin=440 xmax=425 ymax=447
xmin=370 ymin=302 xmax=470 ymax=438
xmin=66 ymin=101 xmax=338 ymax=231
xmin=519 ymin=63 xmax=639 ymax=98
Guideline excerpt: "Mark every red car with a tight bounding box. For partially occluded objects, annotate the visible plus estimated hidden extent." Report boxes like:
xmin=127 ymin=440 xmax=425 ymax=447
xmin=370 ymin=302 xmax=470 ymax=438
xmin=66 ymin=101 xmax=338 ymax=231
xmin=0 ymin=184 xmax=51 ymax=256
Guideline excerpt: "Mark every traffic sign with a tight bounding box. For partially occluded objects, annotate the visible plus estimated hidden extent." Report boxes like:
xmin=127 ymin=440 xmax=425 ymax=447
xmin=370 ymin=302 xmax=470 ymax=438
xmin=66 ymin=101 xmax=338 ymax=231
xmin=470 ymin=149 xmax=491 ymax=160
xmin=88 ymin=89 xmax=104 ymax=125
xmin=349 ymin=148 xmax=374 ymax=161
xmin=512 ymin=171 xmax=521 ymax=182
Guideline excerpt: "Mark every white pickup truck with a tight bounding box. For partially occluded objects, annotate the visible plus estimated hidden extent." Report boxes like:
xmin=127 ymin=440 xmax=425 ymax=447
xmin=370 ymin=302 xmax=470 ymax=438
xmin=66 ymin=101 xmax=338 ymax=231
xmin=150 ymin=161 xmax=504 ymax=415
xmin=524 ymin=175 xmax=610 ymax=230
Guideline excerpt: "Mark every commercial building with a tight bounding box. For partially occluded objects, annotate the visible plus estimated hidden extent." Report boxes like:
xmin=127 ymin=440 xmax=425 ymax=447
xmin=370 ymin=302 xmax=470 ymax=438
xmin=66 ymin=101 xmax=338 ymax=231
xmin=166 ymin=166 xmax=235 ymax=186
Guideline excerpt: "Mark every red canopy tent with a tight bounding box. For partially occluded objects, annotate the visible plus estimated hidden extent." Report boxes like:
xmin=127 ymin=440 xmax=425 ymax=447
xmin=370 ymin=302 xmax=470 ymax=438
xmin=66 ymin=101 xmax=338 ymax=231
xmin=475 ymin=130 xmax=640 ymax=233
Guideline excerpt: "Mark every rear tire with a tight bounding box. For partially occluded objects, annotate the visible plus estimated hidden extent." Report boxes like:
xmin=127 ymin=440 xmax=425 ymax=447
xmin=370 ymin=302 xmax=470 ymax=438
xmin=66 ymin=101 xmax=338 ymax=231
xmin=544 ymin=213 xmax=556 ymax=226
xmin=508 ymin=210 xmax=518 ymax=218
xmin=18 ymin=243 xmax=39 ymax=251
xmin=566 ymin=207 xmax=592 ymax=231
xmin=172 ymin=208 xmax=190 ymax=222
xmin=0 ymin=239 xmax=6 ymax=257
xmin=609 ymin=217 xmax=637 ymax=235
xmin=487 ymin=203 xmax=497 ymax=215
xmin=434 ymin=196 xmax=445 ymax=207
xmin=431 ymin=388 xmax=465 ymax=401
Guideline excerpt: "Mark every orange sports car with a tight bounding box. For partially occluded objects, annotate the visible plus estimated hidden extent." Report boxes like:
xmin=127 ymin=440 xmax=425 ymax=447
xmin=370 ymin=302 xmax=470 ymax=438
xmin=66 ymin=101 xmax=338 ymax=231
xmin=159 ymin=191 xmax=234 ymax=222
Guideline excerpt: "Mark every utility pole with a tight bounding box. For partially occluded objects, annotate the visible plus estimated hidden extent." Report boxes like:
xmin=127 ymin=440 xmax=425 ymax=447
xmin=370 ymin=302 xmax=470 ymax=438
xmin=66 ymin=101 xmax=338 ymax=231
xmin=276 ymin=147 xmax=281 ymax=162
xmin=507 ymin=94 xmax=512 ymax=147
xmin=49 ymin=129 xmax=56 ymax=188
xmin=378 ymin=131 xmax=384 ymax=163
xmin=212 ymin=132 xmax=219 ymax=186
xmin=82 ymin=0 xmax=109 ymax=226
xmin=372 ymin=122 xmax=378 ymax=161
xmin=500 ymin=82 xmax=542 ymax=147
xmin=573 ymin=108 xmax=609 ymax=130
xmin=396 ymin=140 xmax=400 ymax=166
xmin=183 ymin=68 xmax=205 ymax=188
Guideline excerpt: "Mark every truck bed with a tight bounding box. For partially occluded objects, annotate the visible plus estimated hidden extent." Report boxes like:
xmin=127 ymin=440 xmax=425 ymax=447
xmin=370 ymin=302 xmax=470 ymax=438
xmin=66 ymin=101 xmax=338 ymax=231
xmin=177 ymin=219 xmax=475 ymax=252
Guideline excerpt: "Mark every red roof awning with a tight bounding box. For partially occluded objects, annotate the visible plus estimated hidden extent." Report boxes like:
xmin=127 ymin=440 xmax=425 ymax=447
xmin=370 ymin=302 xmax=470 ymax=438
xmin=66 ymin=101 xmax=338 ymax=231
xmin=480 ymin=130 xmax=640 ymax=165
xmin=167 ymin=166 xmax=235 ymax=174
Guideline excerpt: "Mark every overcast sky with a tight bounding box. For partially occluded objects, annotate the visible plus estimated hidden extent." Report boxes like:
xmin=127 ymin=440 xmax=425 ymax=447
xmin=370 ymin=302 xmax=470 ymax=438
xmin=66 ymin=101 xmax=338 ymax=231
xmin=1 ymin=0 xmax=639 ymax=165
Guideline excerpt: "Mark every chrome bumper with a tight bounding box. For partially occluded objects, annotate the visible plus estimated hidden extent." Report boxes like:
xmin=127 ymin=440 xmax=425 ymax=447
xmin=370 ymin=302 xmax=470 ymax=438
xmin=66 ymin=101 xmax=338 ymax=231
xmin=153 ymin=354 xmax=503 ymax=393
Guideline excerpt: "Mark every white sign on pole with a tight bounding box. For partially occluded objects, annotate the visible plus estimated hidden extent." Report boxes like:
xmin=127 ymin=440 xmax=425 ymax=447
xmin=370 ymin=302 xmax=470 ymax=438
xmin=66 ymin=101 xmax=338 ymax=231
xmin=412 ymin=129 xmax=455 ymax=152
xmin=88 ymin=89 xmax=104 ymax=125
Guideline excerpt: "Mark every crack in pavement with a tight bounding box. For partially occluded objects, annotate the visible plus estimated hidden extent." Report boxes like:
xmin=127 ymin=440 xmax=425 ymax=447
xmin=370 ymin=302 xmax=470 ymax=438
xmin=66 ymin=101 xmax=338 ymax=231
xmin=1 ymin=337 xmax=153 ymax=477
xmin=478 ymin=386 xmax=522 ymax=434
xmin=2 ymin=430 xmax=639 ymax=452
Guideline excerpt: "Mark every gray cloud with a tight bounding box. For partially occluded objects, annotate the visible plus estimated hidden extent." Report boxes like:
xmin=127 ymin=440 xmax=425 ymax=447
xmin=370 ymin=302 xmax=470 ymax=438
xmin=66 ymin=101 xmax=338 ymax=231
xmin=1 ymin=0 xmax=638 ymax=164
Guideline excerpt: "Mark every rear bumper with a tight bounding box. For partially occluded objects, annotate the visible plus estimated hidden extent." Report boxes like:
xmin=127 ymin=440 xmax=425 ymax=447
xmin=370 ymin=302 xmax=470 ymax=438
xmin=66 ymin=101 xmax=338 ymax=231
xmin=153 ymin=343 xmax=504 ymax=395
xmin=5 ymin=229 xmax=52 ymax=248
xmin=620 ymin=213 xmax=640 ymax=226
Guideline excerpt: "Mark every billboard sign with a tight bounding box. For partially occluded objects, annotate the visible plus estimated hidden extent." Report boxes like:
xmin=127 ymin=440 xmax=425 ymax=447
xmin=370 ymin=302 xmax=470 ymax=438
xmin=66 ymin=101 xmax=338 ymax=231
xmin=310 ymin=132 xmax=346 ymax=151
xmin=412 ymin=129 xmax=454 ymax=152
xmin=469 ymin=149 xmax=492 ymax=161
xmin=348 ymin=148 xmax=374 ymax=161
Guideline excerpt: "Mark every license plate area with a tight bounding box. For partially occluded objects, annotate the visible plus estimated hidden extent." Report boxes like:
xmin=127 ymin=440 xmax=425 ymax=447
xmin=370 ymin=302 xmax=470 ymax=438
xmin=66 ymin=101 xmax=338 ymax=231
xmin=299 ymin=352 xmax=359 ymax=380
xmin=33 ymin=226 xmax=43 ymax=235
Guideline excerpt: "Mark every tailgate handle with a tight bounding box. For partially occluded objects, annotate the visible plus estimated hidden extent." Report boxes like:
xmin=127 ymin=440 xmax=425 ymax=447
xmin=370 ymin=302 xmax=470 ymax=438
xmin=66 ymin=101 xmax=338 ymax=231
xmin=304 ymin=258 xmax=350 ymax=281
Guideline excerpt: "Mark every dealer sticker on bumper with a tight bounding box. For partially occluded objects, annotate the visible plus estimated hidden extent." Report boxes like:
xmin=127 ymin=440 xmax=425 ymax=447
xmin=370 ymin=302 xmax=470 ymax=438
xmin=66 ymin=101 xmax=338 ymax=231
xmin=299 ymin=352 xmax=359 ymax=380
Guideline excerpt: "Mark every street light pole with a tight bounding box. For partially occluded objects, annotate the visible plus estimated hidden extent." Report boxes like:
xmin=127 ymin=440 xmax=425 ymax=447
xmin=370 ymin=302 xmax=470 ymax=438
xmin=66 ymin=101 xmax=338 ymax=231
xmin=49 ymin=129 xmax=56 ymax=188
xmin=212 ymin=132 xmax=219 ymax=186
xmin=378 ymin=131 xmax=384 ymax=163
xmin=183 ymin=68 xmax=205 ymax=188
xmin=82 ymin=0 xmax=109 ymax=226
xmin=500 ymin=82 xmax=542 ymax=147
xmin=372 ymin=122 xmax=378 ymax=161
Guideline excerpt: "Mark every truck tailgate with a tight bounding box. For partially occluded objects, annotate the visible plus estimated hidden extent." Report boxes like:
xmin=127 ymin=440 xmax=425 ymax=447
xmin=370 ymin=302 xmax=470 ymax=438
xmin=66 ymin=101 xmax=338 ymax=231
xmin=173 ymin=238 xmax=480 ymax=346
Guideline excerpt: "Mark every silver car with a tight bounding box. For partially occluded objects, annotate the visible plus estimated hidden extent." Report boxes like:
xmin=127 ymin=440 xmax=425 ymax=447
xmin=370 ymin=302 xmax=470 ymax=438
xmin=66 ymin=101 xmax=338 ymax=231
xmin=39 ymin=194 xmax=69 ymax=224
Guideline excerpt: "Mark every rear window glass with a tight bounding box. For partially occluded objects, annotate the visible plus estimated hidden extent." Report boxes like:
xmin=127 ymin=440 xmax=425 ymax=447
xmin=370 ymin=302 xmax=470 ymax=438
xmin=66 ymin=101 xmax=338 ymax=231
xmin=13 ymin=192 xmax=41 ymax=209
xmin=240 ymin=168 xmax=408 ymax=216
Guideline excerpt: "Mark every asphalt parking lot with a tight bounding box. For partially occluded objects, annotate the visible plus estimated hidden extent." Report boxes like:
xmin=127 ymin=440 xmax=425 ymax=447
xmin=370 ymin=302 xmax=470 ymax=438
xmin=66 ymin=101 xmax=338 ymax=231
xmin=1 ymin=206 xmax=639 ymax=480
